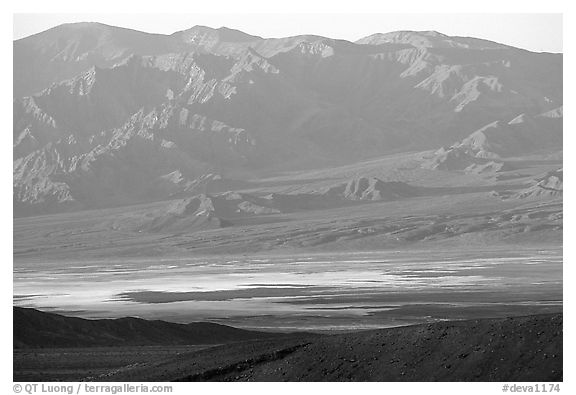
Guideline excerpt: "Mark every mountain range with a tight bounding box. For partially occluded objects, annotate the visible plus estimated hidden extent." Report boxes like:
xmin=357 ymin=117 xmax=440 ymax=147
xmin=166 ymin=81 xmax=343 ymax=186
xmin=13 ymin=23 xmax=562 ymax=217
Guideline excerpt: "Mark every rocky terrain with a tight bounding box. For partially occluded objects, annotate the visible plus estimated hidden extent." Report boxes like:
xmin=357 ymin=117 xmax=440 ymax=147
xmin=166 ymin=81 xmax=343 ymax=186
xmin=511 ymin=168 xmax=563 ymax=199
xmin=14 ymin=309 xmax=562 ymax=382
xmin=422 ymin=107 xmax=562 ymax=172
xmin=14 ymin=24 xmax=562 ymax=216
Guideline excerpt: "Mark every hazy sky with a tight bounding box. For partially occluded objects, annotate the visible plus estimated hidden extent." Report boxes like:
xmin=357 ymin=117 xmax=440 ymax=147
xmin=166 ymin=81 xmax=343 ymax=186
xmin=13 ymin=13 xmax=562 ymax=53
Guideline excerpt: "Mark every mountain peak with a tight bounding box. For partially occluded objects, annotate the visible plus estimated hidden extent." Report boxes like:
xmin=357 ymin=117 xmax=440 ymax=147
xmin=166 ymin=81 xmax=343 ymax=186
xmin=355 ymin=30 xmax=506 ymax=50
xmin=355 ymin=30 xmax=447 ymax=44
xmin=174 ymin=25 xmax=261 ymax=44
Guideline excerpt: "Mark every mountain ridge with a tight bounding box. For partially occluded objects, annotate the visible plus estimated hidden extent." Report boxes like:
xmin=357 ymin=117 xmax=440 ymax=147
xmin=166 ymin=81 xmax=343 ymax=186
xmin=14 ymin=23 xmax=562 ymax=217
xmin=13 ymin=306 xmax=289 ymax=348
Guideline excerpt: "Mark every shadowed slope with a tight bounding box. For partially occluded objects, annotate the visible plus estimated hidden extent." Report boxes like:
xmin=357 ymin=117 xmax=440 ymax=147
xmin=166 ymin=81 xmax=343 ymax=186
xmin=13 ymin=307 xmax=286 ymax=349
xmin=89 ymin=314 xmax=562 ymax=382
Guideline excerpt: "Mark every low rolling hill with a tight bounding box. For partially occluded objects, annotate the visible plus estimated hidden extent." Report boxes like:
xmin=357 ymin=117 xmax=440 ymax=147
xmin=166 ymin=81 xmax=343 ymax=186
xmin=13 ymin=307 xmax=286 ymax=349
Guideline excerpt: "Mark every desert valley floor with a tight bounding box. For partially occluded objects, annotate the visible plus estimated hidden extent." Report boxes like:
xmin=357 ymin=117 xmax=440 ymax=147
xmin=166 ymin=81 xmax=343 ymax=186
xmin=14 ymin=249 xmax=562 ymax=331
xmin=14 ymin=151 xmax=563 ymax=331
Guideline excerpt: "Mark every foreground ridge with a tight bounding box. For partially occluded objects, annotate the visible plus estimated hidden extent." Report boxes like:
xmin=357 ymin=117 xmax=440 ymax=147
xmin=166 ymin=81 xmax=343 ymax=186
xmin=14 ymin=308 xmax=562 ymax=382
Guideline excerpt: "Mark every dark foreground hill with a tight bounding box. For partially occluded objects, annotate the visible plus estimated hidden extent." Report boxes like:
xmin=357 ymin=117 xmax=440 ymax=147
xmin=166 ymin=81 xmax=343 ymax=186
xmin=14 ymin=309 xmax=562 ymax=381
xmin=129 ymin=314 xmax=564 ymax=382
xmin=109 ymin=314 xmax=562 ymax=382
xmin=13 ymin=307 xmax=284 ymax=348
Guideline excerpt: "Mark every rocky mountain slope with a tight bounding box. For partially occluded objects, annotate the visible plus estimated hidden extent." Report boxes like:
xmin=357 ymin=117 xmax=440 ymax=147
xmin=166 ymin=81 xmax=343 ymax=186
xmin=14 ymin=24 xmax=562 ymax=216
xmin=108 ymin=175 xmax=430 ymax=234
xmin=32 ymin=312 xmax=558 ymax=382
xmin=494 ymin=168 xmax=563 ymax=200
xmin=423 ymin=106 xmax=563 ymax=171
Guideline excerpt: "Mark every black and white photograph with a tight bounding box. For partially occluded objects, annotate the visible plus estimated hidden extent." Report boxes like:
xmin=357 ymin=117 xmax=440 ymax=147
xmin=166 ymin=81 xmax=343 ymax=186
xmin=7 ymin=1 xmax=569 ymax=389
